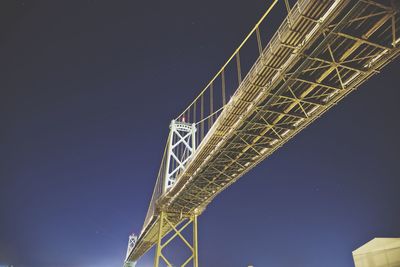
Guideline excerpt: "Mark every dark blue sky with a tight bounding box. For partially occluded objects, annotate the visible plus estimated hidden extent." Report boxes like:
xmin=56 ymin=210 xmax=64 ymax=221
xmin=1 ymin=1 xmax=399 ymax=267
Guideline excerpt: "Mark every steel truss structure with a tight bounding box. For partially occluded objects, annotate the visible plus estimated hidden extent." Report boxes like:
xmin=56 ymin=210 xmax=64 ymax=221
xmin=124 ymin=234 xmax=137 ymax=267
xmin=164 ymin=121 xmax=197 ymax=192
xmin=125 ymin=0 xmax=399 ymax=265
xmin=154 ymin=212 xmax=199 ymax=267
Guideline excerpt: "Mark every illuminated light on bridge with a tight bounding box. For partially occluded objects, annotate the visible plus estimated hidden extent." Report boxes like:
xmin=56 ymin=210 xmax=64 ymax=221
xmin=124 ymin=0 xmax=400 ymax=266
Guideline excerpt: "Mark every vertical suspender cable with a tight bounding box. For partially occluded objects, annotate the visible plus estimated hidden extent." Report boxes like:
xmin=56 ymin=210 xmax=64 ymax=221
xmin=209 ymin=83 xmax=214 ymax=127
xmin=256 ymin=26 xmax=263 ymax=56
xmin=284 ymin=0 xmax=292 ymax=28
xmin=201 ymin=94 xmax=204 ymax=141
xmin=194 ymin=101 xmax=198 ymax=147
xmin=391 ymin=13 xmax=396 ymax=47
xmin=236 ymin=52 xmax=242 ymax=85
xmin=193 ymin=101 xmax=197 ymax=123
xmin=222 ymin=70 xmax=226 ymax=106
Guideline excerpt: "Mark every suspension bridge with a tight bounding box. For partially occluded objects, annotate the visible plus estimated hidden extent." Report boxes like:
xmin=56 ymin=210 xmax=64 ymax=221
xmin=124 ymin=0 xmax=400 ymax=266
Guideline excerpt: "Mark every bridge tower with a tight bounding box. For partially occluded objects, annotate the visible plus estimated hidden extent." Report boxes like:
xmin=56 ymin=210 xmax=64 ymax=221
xmin=124 ymin=233 xmax=137 ymax=267
xmin=154 ymin=119 xmax=198 ymax=267
xmin=163 ymin=119 xmax=196 ymax=192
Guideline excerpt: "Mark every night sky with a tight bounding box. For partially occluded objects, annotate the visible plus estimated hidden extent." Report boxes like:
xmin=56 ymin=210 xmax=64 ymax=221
xmin=1 ymin=1 xmax=399 ymax=267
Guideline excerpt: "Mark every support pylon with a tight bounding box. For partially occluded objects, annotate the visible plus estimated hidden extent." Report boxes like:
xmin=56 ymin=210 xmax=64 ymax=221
xmin=163 ymin=120 xmax=196 ymax=193
xmin=124 ymin=233 xmax=137 ymax=267
xmin=154 ymin=211 xmax=199 ymax=267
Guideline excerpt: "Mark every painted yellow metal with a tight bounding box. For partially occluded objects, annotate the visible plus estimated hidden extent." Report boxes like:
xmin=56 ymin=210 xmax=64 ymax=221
xmin=127 ymin=0 xmax=400 ymax=263
xmin=193 ymin=214 xmax=198 ymax=267
xmin=154 ymin=211 xmax=164 ymax=267
xmin=153 ymin=212 xmax=199 ymax=267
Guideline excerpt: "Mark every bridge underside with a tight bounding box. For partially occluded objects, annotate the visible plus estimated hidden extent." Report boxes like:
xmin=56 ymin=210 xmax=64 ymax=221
xmin=128 ymin=0 xmax=399 ymax=262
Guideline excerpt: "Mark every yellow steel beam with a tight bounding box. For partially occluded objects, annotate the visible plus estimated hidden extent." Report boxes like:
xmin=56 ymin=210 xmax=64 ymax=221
xmin=153 ymin=212 xmax=199 ymax=267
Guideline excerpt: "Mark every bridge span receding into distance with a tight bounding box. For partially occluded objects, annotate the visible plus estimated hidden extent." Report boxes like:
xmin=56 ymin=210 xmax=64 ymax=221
xmin=123 ymin=0 xmax=400 ymax=266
